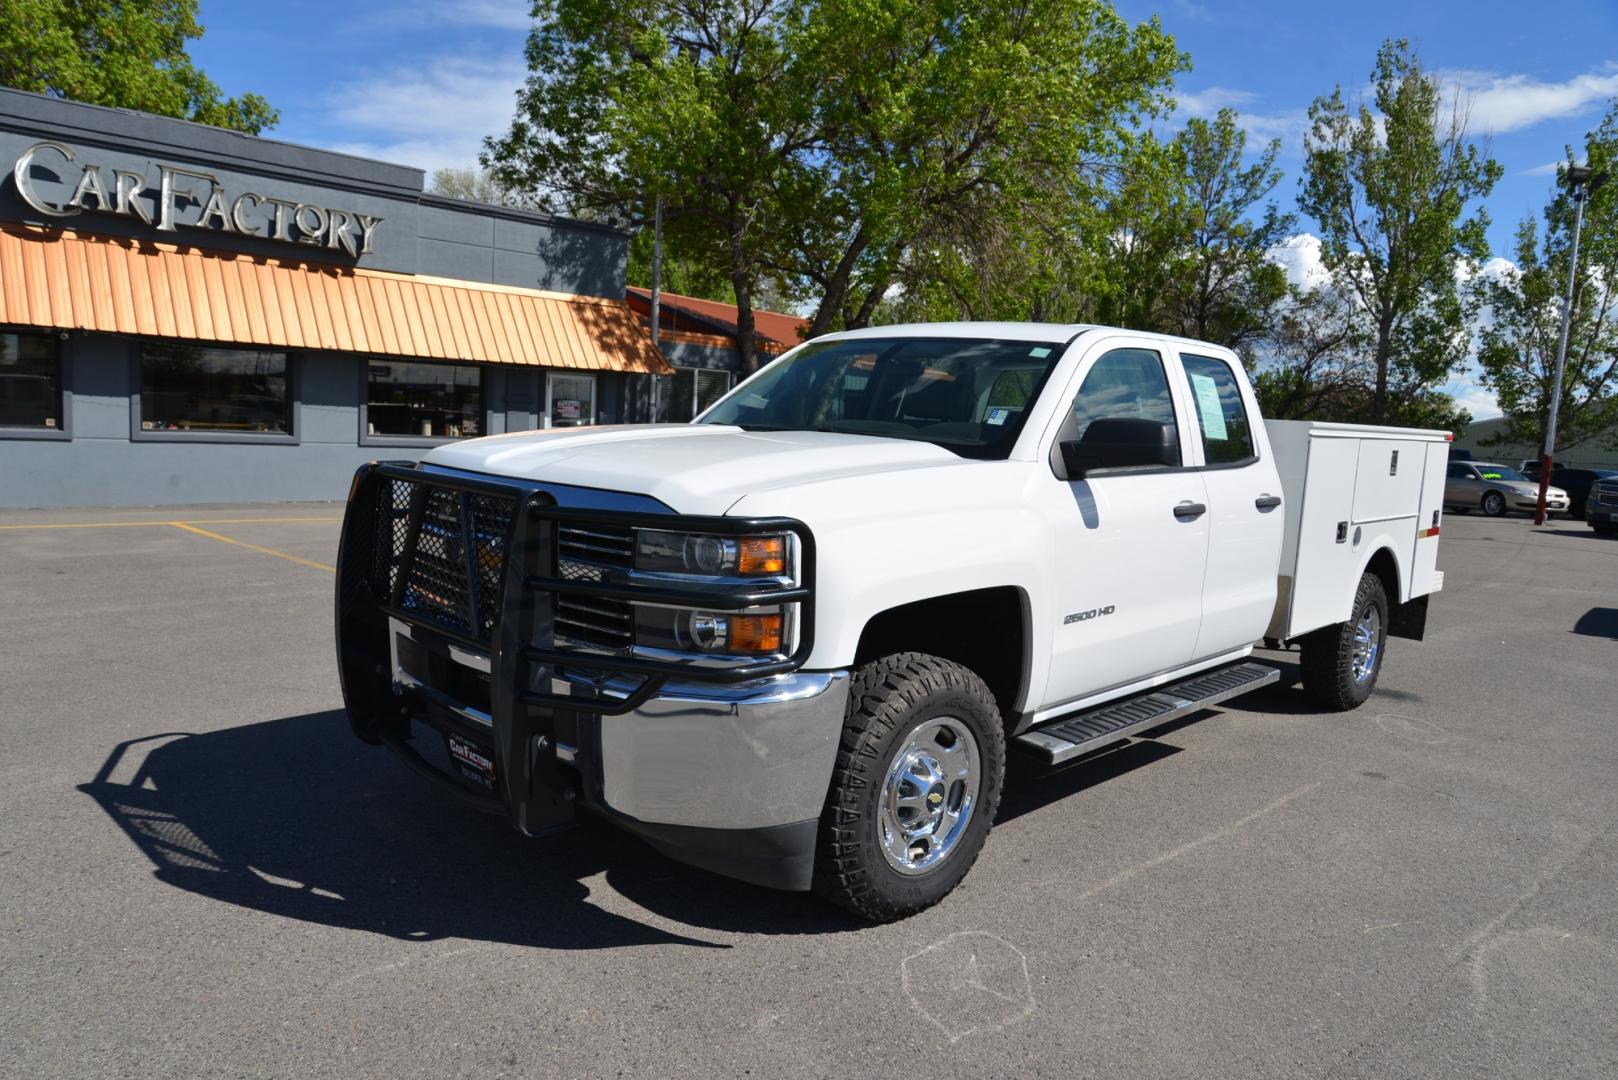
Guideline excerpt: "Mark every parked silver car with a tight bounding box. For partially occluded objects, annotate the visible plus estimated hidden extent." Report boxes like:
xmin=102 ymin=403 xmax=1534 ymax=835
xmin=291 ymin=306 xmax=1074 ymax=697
xmin=1444 ymin=461 xmax=1569 ymax=517
xmin=1587 ymin=477 xmax=1618 ymax=535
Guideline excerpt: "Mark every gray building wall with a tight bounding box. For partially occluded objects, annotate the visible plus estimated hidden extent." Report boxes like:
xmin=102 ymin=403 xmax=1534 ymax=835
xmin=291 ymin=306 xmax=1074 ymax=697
xmin=1456 ymin=416 xmax=1618 ymax=470
xmin=0 ymin=87 xmax=627 ymax=297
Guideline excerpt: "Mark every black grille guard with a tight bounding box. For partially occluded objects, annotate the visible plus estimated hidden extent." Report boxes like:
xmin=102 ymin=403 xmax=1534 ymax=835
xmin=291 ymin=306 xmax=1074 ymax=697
xmin=335 ymin=460 xmax=816 ymax=832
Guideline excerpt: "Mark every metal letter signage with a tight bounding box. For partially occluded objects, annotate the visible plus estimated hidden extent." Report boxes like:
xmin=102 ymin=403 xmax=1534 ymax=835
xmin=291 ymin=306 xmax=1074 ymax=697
xmin=10 ymin=140 xmax=382 ymax=256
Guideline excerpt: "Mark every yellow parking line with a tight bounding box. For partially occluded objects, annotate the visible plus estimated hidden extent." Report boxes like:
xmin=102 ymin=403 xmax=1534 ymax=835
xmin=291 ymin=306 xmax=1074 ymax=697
xmin=169 ymin=522 xmax=336 ymax=573
xmin=0 ymin=515 xmax=339 ymax=531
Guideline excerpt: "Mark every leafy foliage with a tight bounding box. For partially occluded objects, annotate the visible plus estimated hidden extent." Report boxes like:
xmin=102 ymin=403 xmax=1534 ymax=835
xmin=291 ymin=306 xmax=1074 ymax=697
xmin=1476 ymin=105 xmax=1618 ymax=457
xmin=483 ymin=0 xmax=1181 ymax=370
xmin=1298 ymin=38 xmax=1500 ymax=422
xmin=0 ymin=0 xmax=277 ymax=134
xmin=428 ymin=167 xmax=539 ymax=209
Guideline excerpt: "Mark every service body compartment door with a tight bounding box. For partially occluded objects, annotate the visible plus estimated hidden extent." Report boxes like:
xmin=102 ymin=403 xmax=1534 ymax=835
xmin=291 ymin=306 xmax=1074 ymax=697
xmin=1352 ymin=439 xmax=1427 ymax=523
xmin=1409 ymin=441 xmax=1449 ymax=597
xmin=1285 ymin=435 xmax=1361 ymax=638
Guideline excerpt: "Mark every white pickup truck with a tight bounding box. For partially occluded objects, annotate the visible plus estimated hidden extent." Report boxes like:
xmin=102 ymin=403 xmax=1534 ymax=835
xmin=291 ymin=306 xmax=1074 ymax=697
xmin=335 ymin=323 xmax=1448 ymax=920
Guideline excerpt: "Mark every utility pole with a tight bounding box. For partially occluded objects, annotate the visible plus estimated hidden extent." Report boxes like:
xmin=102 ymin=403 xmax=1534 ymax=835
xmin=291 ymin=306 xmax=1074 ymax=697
xmin=649 ymin=194 xmax=664 ymax=346
xmin=648 ymin=194 xmax=665 ymax=421
xmin=1535 ymin=165 xmax=1608 ymax=526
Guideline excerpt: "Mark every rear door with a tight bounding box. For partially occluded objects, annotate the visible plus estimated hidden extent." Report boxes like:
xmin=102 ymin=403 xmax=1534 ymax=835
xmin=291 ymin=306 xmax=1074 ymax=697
xmin=1175 ymin=352 xmax=1285 ymax=659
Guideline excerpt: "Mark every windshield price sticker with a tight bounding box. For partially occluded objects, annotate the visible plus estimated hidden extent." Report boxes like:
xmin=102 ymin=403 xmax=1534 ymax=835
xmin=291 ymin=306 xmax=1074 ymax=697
xmin=1190 ymin=372 xmax=1228 ymax=441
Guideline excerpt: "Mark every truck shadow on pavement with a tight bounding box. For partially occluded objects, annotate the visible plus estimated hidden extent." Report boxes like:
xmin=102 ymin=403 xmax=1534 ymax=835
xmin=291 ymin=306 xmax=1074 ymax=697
xmin=79 ymin=711 xmax=859 ymax=950
xmin=1573 ymin=607 xmax=1618 ymax=640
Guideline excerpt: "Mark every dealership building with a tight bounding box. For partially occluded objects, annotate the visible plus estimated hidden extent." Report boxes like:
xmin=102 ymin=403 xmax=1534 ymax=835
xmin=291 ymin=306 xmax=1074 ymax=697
xmin=0 ymin=87 xmax=677 ymax=508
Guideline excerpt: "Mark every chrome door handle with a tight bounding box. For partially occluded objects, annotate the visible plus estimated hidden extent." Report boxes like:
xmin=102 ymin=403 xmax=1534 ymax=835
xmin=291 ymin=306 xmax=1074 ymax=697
xmin=1255 ymin=494 xmax=1282 ymax=511
xmin=1173 ymin=501 xmax=1207 ymax=520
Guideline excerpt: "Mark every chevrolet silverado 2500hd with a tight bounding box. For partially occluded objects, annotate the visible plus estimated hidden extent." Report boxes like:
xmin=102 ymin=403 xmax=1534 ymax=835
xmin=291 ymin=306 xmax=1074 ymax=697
xmin=335 ymin=323 xmax=1447 ymax=921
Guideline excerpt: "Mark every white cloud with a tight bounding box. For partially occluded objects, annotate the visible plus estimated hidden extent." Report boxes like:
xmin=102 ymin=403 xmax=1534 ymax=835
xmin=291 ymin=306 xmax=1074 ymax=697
xmin=1447 ymin=380 xmax=1501 ymax=421
xmin=1520 ymin=160 xmax=1565 ymax=177
xmin=1173 ymin=86 xmax=1257 ymax=117
xmin=320 ymin=55 xmax=527 ymax=175
xmin=1447 ymin=65 xmax=1618 ymax=136
xmin=1170 ymin=86 xmax=1308 ymax=150
xmin=1267 ymin=233 xmax=1332 ymax=291
xmin=397 ymin=0 xmax=534 ymax=31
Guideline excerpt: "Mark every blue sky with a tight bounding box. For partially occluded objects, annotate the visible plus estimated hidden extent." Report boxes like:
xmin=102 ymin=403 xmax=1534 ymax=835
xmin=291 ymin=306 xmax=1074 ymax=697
xmin=189 ymin=0 xmax=1618 ymax=417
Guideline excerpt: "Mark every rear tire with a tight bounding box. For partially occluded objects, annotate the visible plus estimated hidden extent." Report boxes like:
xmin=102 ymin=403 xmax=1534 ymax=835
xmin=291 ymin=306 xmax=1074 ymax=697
xmin=1481 ymin=491 xmax=1507 ymax=517
xmin=1299 ymin=572 xmax=1388 ymax=712
xmin=814 ymin=653 xmax=1005 ymax=922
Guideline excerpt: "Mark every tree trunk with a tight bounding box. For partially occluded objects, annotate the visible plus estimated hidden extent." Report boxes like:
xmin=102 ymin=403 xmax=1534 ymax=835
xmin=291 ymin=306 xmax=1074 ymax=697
xmin=806 ymin=227 xmax=870 ymax=338
xmin=728 ymin=217 xmax=758 ymax=375
xmin=1372 ymin=310 xmax=1394 ymax=423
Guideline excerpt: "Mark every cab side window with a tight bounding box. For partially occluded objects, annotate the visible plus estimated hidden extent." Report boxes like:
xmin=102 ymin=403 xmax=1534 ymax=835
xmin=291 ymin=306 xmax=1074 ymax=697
xmin=1054 ymin=348 xmax=1181 ymax=471
xmin=1181 ymin=354 xmax=1255 ymax=465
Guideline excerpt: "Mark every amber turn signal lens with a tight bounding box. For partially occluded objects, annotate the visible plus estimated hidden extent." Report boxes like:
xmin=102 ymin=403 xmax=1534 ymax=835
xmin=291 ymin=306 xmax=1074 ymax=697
xmin=737 ymin=536 xmax=786 ymax=575
xmin=730 ymin=614 xmax=784 ymax=653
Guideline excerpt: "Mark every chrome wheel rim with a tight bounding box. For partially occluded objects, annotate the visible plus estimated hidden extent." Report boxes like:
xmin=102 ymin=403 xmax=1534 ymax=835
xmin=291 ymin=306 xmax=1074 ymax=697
xmin=1484 ymin=493 xmax=1504 ymax=515
xmin=1352 ymin=604 xmax=1381 ymax=683
xmin=878 ymin=717 xmax=980 ymax=876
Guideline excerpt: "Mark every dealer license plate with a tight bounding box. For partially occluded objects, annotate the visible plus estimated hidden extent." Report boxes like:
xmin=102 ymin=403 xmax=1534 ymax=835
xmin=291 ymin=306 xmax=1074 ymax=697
xmin=447 ymin=732 xmax=497 ymax=790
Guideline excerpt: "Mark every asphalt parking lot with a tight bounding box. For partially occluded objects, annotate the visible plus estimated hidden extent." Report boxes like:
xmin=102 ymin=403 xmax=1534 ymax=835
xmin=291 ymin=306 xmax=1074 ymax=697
xmin=1 ymin=506 xmax=1615 ymax=1079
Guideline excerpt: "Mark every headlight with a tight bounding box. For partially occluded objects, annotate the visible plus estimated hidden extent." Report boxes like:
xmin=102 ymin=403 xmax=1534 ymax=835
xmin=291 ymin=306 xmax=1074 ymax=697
xmin=635 ymin=530 xmax=789 ymax=577
xmin=634 ymin=605 xmax=788 ymax=655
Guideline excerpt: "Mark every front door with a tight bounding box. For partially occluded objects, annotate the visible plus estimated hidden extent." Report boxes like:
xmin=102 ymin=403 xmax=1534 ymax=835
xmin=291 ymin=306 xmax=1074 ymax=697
xmin=1444 ymin=462 xmax=1481 ymax=508
xmin=1176 ymin=351 xmax=1284 ymax=658
xmin=1037 ymin=343 xmax=1210 ymax=711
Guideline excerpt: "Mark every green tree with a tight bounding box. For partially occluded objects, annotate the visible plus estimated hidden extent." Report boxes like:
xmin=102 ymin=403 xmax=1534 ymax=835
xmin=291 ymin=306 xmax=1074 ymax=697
xmin=1476 ymin=109 xmax=1618 ymax=458
xmin=1253 ymin=284 xmax=1375 ymax=421
xmin=875 ymin=108 xmax=1290 ymax=348
xmin=625 ymin=228 xmax=735 ymax=303
xmin=1299 ymin=39 xmax=1501 ymax=422
xmin=484 ymin=0 xmax=1180 ymax=371
xmin=1160 ymin=109 xmax=1293 ymax=348
xmin=1255 ymin=280 xmax=1473 ymax=436
xmin=429 ymin=167 xmax=539 ymax=209
xmin=778 ymin=0 xmax=1181 ymax=338
xmin=0 ymin=0 xmax=277 ymax=134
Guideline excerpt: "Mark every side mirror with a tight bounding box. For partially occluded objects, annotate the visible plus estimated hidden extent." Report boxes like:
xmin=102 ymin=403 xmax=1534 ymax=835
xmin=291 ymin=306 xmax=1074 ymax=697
xmin=1061 ymin=418 xmax=1178 ymax=479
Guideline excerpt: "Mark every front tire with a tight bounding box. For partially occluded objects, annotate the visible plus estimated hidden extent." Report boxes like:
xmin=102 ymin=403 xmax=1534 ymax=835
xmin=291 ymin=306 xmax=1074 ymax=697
xmin=814 ymin=653 xmax=1005 ymax=922
xmin=1299 ymin=572 xmax=1388 ymax=711
xmin=1482 ymin=491 xmax=1507 ymax=517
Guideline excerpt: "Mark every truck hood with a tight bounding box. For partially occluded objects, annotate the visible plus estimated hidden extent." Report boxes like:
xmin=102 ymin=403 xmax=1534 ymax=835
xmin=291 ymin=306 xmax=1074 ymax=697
xmin=421 ymin=424 xmax=963 ymax=515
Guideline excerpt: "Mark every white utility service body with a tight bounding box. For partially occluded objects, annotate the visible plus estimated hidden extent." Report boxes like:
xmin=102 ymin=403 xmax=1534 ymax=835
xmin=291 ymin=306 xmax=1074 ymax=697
xmin=1265 ymin=420 xmax=1449 ymax=641
xmin=336 ymin=322 xmax=1448 ymax=920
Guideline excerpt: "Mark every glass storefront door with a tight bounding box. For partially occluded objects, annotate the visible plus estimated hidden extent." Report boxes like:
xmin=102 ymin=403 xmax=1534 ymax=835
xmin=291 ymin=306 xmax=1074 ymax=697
xmin=546 ymin=373 xmax=596 ymax=427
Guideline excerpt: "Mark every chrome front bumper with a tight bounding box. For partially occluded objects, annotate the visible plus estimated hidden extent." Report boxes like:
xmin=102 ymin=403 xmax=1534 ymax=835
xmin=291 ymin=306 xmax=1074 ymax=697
xmin=584 ymin=670 xmax=850 ymax=831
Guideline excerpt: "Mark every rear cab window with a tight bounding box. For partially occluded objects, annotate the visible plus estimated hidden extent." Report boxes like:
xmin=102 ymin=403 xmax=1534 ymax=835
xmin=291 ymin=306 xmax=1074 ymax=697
xmin=1180 ymin=354 xmax=1255 ymax=466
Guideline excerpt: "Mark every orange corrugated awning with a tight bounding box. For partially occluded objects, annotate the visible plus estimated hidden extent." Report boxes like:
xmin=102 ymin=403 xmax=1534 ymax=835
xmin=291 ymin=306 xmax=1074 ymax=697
xmin=0 ymin=224 xmax=672 ymax=375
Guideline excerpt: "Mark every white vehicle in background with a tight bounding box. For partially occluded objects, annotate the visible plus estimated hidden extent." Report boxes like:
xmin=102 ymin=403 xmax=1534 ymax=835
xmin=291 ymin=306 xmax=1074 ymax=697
xmin=336 ymin=323 xmax=1448 ymax=921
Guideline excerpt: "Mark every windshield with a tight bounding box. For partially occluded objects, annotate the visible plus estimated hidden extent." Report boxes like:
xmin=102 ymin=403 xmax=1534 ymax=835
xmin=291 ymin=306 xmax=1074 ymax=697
xmin=698 ymin=336 xmax=1066 ymax=458
xmin=1476 ymin=465 xmax=1526 ymax=481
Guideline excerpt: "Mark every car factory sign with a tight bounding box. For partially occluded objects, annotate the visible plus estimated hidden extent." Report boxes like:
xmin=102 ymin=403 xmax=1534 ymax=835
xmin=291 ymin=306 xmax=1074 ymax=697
xmin=10 ymin=140 xmax=383 ymax=257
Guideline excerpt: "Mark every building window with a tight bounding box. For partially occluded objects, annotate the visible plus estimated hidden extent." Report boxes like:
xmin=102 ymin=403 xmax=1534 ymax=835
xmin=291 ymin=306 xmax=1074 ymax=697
xmin=0 ymin=330 xmax=64 ymax=430
xmin=140 ymin=344 xmax=291 ymax=434
xmin=366 ymin=360 xmax=483 ymax=438
xmin=547 ymin=372 xmax=596 ymax=428
xmin=663 ymin=367 xmax=733 ymax=422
